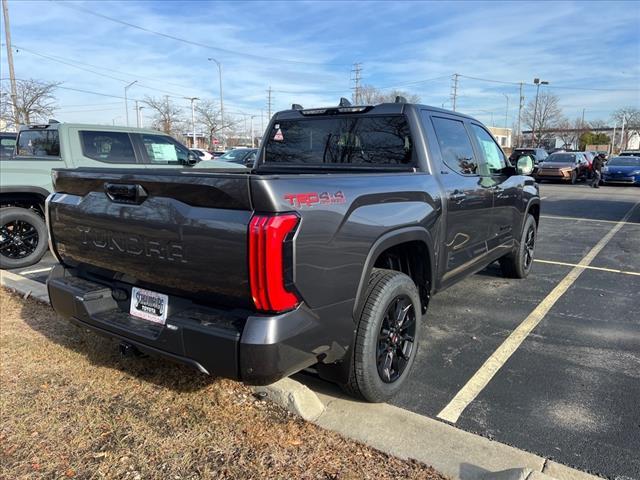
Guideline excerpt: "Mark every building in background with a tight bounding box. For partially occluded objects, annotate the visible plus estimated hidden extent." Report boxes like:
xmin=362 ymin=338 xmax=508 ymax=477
xmin=522 ymin=126 xmax=639 ymax=152
xmin=488 ymin=127 xmax=512 ymax=151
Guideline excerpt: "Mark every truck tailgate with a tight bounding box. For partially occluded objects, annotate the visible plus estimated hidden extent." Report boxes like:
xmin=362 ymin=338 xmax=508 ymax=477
xmin=48 ymin=168 xmax=253 ymax=307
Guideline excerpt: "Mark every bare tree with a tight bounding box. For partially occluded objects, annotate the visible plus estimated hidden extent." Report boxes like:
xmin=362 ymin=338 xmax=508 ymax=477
xmin=556 ymin=118 xmax=578 ymax=148
xmin=522 ymin=92 xmax=564 ymax=145
xmin=0 ymin=79 xmax=60 ymax=128
xmin=611 ymin=107 xmax=640 ymax=149
xmin=354 ymin=84 xmax=421 ymax=105
xmin=194 ymin=99 xmax=236 ymax=147
xmin=143 ymin=96 xmax=185 ymax=136
xmin=588 ymin=119 xmax=607 ymax=129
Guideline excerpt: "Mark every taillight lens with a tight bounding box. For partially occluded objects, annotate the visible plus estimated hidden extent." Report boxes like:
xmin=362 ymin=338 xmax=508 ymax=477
xmin=249 ymin=213 xmax=300 ymax=313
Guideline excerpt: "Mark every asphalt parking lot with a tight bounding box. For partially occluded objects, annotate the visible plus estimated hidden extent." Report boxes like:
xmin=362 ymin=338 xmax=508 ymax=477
xmin=390 ymin=183 xmax=640 ymax=479
xmin=8 ymin=182 xmax=639 ymax=479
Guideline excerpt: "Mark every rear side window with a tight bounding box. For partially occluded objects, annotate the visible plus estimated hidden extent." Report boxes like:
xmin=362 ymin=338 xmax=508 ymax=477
xmin=141 ymin=134 xmax=189 ymax=165
xmin=264 ymin=115 xmax=413 ymax=166
xmin=0 ymin=136 xmax=16 ymax=158
xmin=430 ymin=116 xmax=478 ymax=175
xmin=80 ymin=131 xmax=136 ymax=163
xmin=16 ymin=130 xmax=60 ymax=157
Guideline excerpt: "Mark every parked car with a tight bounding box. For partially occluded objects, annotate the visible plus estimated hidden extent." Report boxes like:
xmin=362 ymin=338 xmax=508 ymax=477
xmin=534 ymin=152 xmax=590 ymax=183
xmin=0 ymin=132 xmax=16 ymax=159
xmin=216 ymin=147 xmax=258 ymax=166
xmin=602 ymin=156 xmax=640 ymax=185
xmin=189 ymin=148 xmax=214 ymax=161
xmin=0 ymin=121 xmax=197 ymax=269
xmin=46 ymin=99 xmax=539 ymax=402
xmin=620 ymin=150 xmax=640 ymax=157
xmin=509 ymin=147 xmax=548 ymax=165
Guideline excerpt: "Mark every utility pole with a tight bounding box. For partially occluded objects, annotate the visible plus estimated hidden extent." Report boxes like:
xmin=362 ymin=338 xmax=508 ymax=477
xmin=351 ymin=62 xmax=362 ymax=104
xmin=517 ymin=82 xmax=524 ymax=147
xmin=164 ymin=95 xmax=170 ymax=133
xmin=450 ymin=73 xmax=459 ymax=112
xmin=619 ymin=115 xmax=626 ymax=151
xmin=207 ymin=58 xmax=224 ymax=148
xmin=531 ymin=78 xmax=548 ymax=147
xmin=580 ymin=108 xmax=585 ymax=150
xmin=2 ymin=0 xmax=20 ymax=130
xmin=185 ymin=97 xmax=199 ymax=148
xmin=267 ymin=87 xmax=273 ymax=120
xmin=124 ymin=80 xmax=137 ymax=127
xmin=503 ymin=94 xmax=509 ymax=129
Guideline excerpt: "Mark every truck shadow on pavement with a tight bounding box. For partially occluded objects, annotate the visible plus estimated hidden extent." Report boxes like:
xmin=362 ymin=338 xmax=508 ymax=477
xmin=19 ymin=301 xmax=216 ymax=394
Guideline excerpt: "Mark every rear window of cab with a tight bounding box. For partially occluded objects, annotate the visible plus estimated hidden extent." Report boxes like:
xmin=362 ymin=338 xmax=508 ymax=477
xmin=264 ymin=115 xmax=414 ymax=167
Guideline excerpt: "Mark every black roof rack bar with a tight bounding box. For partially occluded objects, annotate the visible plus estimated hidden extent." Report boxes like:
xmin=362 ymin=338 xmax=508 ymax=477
xmin=339 ymin=97 xmax=352 ymax=107
xmin=395 ymin=96 xmax=407 ymax=104
xmin=291 ymin=103 xmax=304 ymax=110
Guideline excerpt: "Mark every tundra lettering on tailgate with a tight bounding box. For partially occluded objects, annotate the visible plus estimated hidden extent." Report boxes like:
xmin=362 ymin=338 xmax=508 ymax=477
xmin=77 ymin=226 xmax=187 ymax=263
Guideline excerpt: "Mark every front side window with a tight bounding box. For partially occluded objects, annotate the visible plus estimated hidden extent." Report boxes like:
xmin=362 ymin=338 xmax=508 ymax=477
xmin=430 ymin=116 xmax=479 ymax=175
xmin=16 ymin=130 xmax=60 ymax=157
xmin=471 ymin=124 xmax=507 ymax=174
xmin=80 ymin=131 xmax=136 ymax=163
xmin=264 ymin=115 xmax=413 ymax=166
xmin=141 ymin=134 xmax=189 ymax=164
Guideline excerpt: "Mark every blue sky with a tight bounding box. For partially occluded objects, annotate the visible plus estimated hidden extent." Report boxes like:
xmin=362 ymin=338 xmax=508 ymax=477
xmin=1 ymin=0 xmax=639 ymax=129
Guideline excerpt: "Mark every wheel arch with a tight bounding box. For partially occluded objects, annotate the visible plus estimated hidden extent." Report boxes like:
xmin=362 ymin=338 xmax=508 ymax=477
xmin=353 ymin=227 xmax=435 ymax=320
xmin=0 ymin=186 xmax=50 ymax=214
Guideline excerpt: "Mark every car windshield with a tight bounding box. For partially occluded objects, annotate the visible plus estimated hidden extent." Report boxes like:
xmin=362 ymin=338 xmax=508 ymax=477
xmin=545 ymin=153 xmax=574 ymax=162
xmin=607 ymin=156 xmax=640 ymax=166
xmin=219 ymin=149 xmax=249 ymax=161
xmin=264 ymin=115 xmax=413 ymax=166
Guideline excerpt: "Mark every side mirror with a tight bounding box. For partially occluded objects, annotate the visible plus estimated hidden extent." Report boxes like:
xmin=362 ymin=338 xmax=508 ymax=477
xmin=185 ymin=152 xmax=199 ymax=166
xmin=516 ymin=155 xmax=534 ymax=175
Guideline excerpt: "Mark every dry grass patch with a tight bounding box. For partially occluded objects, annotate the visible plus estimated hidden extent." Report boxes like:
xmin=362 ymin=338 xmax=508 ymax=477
xmin=0 ymin=289 xmax=444 ymax=479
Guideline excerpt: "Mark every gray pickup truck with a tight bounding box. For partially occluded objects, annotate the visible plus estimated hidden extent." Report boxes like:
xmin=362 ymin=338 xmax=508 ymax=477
xmin=46 ymin=99 xmax=539 ymax=401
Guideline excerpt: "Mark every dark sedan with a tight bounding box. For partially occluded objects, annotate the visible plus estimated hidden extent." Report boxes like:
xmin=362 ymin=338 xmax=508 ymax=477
xmin=602 ymin=156 xmax=640 ymax=185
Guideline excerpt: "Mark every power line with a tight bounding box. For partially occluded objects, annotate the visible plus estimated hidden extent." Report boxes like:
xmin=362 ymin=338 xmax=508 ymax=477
xmin=458 ymin=74 xmax=638 ymax=93
xmin=5 ymin=43 xmax=189 ymax=98
xmin=53 ymin=0 xmax=352 ymax=67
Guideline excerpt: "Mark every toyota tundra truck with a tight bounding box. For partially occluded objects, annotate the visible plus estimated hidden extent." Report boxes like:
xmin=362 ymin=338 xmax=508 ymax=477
xmin=46 ymin=99 xmax=539 ymax=402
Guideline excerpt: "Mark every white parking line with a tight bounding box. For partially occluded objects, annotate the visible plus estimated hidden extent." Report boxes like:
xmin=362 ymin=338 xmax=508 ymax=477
xmin=437 ymin=201 xmax=640 ymax=424
xmin=18 ymin=266 xmax=53 ymax=275
xmin=534 ymin=259 xmax=640 ymax=277
xmin=541 ymin=214 xmax=639 ymax=226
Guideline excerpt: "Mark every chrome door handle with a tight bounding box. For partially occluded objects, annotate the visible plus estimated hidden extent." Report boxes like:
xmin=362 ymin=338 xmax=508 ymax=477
xmin=450 ymin=192 xmax=466 ymax=201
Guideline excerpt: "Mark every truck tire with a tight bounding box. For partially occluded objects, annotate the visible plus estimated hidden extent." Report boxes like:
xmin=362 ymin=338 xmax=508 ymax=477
xmin=499 ymin=214 xmax=537 ymax=279
xmin=343 ymin=268 xmax=421 ymax=402
xmin=0 ymin=207 xmax=49 ymax=270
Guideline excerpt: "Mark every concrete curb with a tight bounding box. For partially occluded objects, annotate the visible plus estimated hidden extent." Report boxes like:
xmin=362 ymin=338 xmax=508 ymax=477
xmin=261 ymin=375 xmax=602 ymax=480
xmin=0 ymin=270 xmax=50 ymax=304
xmin=252 ymin=377 xmax=325 ymax=421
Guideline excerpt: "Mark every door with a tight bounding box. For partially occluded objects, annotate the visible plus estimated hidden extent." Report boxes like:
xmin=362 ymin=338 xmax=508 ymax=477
xmin=469 ymin=123 xmax=520 ymax=257
xmin=425 ymin=113 xmax=494 ymax=283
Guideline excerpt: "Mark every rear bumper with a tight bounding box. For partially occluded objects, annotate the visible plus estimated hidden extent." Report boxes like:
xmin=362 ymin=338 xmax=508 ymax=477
xmin=47 ymin=265 xmax=322 ymax=385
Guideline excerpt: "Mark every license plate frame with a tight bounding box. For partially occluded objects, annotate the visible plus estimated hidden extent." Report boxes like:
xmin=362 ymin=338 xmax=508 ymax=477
xmin=129 ymin=287 xmax=168 ymax=325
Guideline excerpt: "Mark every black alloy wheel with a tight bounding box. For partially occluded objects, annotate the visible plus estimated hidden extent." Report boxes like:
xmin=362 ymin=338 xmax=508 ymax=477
xmin=0 ymin=219 xmax=40 ymax=260
xmin=377 ymin=294 xmax=417 ymax=383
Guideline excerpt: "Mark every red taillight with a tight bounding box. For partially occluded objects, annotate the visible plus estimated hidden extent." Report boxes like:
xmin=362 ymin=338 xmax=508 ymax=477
xmin=249 ymin=213 xmax=300 ymax=312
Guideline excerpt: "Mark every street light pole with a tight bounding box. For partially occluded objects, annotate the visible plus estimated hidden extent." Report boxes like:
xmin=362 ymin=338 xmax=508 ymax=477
xmin=531 ymin=78 xmax=548 ymax=147
xmin=184 ymin=97 xmax=199 ymax=148
xmin=207 ymin=58 xmax=224 ymax=148
xmin=124 ymin=80 xmax=137 ymax=127
xmin=135 ymin=102 xmax=144 ymax=128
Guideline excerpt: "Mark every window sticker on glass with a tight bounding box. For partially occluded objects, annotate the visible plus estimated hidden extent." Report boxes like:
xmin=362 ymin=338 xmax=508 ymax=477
xmin=150 ymin=143 xmax=178 ymax=161
xmin=274 ymin=128 xmax=284 ymax=141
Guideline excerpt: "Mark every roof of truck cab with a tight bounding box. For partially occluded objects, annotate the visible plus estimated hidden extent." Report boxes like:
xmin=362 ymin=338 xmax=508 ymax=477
xmin=18 ymin=123 xmax=166 ymax=135
xmin=272 ymin=102 xmax=478 ymax=122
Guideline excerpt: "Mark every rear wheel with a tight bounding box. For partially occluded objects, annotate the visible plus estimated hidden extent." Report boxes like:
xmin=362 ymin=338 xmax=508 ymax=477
xmin=342 ymin=268 xmax=421 ymax=402
xmin=500 ymin=214 xmax=537 ymax=279
xmin=0 ymin=207 xmax=49 ymax=270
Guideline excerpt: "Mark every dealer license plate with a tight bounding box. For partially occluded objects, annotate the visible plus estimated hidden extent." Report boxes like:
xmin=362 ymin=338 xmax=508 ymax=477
xmin=129 ymin=287 xmax=168 ymax=324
